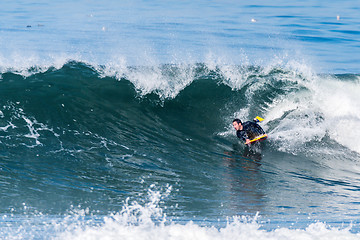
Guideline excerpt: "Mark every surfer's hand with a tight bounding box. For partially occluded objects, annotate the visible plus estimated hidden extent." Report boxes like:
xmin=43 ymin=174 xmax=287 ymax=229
xmin=245 ymin=139 xmax=251 ymax=145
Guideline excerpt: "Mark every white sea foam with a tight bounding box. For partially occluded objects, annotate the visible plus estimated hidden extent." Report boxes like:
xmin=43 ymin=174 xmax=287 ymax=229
xmin=212 ymin=54 xmax=360 ymax=155
xmin=54 ymin=186 xmax=359 ymax=240
xmin=57 ymin=218 xmax=360 ymax=240
xmin=313 ymin=76 xmax=360 ymax=153
xmin=0 ymin=103 xmax=58 ymax=148
xmin=0 ymin=185 xmax=358 ymax=240
xmin=0 ymin=52 xmax=71 ymax=76
xmin=0 ymin=52 xmax=196 ymax=100
xmin=265 ymin=73 xmax=360 ymax=154
xmin=97 ymin=59 xmax=197 ymax=99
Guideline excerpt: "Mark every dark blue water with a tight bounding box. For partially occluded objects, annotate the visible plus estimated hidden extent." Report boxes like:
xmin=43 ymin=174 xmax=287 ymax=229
xmin=0 ymin=1 xmax=360 ymax=239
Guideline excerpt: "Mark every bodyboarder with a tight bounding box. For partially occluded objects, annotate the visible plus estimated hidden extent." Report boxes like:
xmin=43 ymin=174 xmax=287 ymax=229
xmin=232 ymin=118 xmax=266 ymax=145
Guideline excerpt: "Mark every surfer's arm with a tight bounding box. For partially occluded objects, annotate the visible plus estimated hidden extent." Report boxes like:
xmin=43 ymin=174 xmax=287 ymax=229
xmin=236 ymin=130 xmax=250 ymax=144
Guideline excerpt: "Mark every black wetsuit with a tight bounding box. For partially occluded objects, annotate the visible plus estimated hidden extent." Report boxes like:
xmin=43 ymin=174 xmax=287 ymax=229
xmin=236 ymin=121 xmax=265 ymax=142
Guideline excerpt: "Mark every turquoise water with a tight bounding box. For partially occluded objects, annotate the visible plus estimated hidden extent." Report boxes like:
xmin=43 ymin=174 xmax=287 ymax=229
xmin=1 ymin=1 xmax=360 ymax=239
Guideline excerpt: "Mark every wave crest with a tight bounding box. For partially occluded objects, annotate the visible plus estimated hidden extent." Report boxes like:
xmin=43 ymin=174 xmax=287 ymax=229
xmin=1 ymin=61 xmax=360 ymax=155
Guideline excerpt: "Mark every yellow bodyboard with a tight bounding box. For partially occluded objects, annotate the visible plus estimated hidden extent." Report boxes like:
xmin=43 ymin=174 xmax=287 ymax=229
xmin=248 ymin=134 xmax=268 ymax=143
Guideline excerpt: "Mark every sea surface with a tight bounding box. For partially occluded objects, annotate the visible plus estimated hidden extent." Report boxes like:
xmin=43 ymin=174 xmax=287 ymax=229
xmin=1 ymin=0 xmax=360 ymax=239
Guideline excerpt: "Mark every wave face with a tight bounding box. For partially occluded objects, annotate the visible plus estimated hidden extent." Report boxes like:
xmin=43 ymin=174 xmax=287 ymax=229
xmin=1 ymin=61 xmax=359 ymax=154
xmin=0 ymin=61 xmax=360 ymax=238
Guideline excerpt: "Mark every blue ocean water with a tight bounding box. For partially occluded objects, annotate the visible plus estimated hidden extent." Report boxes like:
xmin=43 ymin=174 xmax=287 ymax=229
xmin=1 ymin=0 xmax=360 ymax=239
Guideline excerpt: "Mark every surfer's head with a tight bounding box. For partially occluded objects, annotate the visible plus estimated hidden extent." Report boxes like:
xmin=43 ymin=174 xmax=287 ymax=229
xmin=232 ymin=119 xmax=242 ymax=130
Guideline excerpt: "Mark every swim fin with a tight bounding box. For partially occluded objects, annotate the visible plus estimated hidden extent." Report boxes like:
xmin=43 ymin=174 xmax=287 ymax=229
xmin=254 ymin=116 xmax=265 ymax=122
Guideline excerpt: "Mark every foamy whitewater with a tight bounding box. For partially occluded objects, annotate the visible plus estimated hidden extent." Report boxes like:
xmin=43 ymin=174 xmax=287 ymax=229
xmin=0 ymin=0 xmax=360 ymax=239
